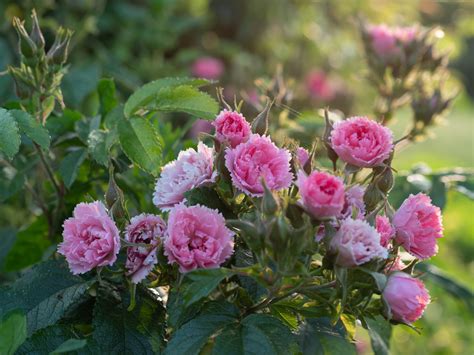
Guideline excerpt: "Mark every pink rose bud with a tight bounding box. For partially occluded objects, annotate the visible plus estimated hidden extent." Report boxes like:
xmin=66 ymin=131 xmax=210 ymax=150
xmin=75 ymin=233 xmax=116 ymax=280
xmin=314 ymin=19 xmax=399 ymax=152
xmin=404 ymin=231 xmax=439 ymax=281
xmin=191 ymin=56 xmax=224 ymax=80
xmin=383 ymin=272 xmax=430 ymax=324
xmin=153 ymin=142 xmax=217 ymax=210
xmin=125 ymin=214 xmax=166 ymax=283
xmin=213 ymin=109 xmax=251 ymax=148
xmin=58 ymin=201 xmax=120 ymax=274
xmin=339 ymin=184 xmax=366 ymax=219
xmin=330 ymin=218 xmax=388 ymax=267
xmin=164 ymin=204 xmax=234 ymax=273
xmin=296 ymin=147 xmax=310 ymax=167
xmin=330 ymin=116 xmax=393 ymax=168
xmin=306 ymin=70 xmax=335 ymax=101
xmin=376 ymin=215 xmax=395 ymax=248
xmin=368 ymin=24 xmax=400 ymax=60
xmin=296 ymin=170 xmax=345 ymax=218
xmin=393 ymin=193 xmax=443 ymax=259
xmin=225 ymin=134 xmax=293 ymax=196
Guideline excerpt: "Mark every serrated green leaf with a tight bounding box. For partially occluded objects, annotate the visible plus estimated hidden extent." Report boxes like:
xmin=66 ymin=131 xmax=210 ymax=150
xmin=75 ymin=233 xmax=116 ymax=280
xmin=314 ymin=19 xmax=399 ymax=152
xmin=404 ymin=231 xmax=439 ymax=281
xmin=150 ymin=85 xmax=219 ymax=119
xmin=10 ymin=110 xmax=50 ymax=149
xmin=59 ymin=148 xmax=88 ymax=188
xmin=0 ymin=108 xmax=20 ymax=159
xmin=118 ymin=117 xmax=162 ymax=175
xmin=87 ymin=130 xmax=109 ymax=166
xmin=51 ymin=338 xmax=88 ymax=354
xmin=365 ymin=315 xmax=392 ymax=355
xmin=0 ymin=310 xmax=27 ymax=355
xmin=124 ymin=77 xmax=211 ymax=118
xmin=98 ymin=78 xmax=118 ymax=116
xmin=182 ymin=268 xmax=234 ymax=307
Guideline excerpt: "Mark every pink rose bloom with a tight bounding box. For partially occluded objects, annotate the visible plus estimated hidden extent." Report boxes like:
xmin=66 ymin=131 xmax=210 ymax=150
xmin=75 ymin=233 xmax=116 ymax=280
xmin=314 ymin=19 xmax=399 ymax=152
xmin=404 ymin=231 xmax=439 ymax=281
xmin=164 ymin=204 xmax=234 ymax=273
xmin=383 ymin=272 xmax=430 ymax=323
xmin=153 ymin=142 xmax=217 ymax=210
xmin=125 ymin=214 xmax=166 ymax=283
xmin=330 ymin=218 xmax=388 ymax=267
xmin=296 ymin=170 xmax=345 ymax=218
xmin=376 ymin=215 xmax=395 ymax=248
xmin=306 ymin=71 xmax=335 ymax=101
xmin=296 ymin=147 xmax=310 ymax=167
xmin=368 ymin=24 xmax=400 ymax=59
xmin=393 ymin=193 xmax=443 ymax=259
xmin=330 ymin=116 xmax=393 ymax=168
xmin=58 ymin=201 xmax=120 ymax=274
xmin=191 ymin=57 xmax=224 ymax=80
xmin=213 ymin=110 xmax=251 ymax=148
xmin=339 ymin=184 xmax=366 ymax=219
xmin=225 ymin=134 xmax=293 ymax=196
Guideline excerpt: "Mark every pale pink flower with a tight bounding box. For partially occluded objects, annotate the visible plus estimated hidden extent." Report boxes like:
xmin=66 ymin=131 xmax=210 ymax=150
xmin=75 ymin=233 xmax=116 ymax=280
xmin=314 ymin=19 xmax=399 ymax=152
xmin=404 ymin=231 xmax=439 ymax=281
xmin=339 ymin=184 xmax=366 ymax=219
xmin=125 ymin=214 xmax=166 ymax=283
xmin=153 ymin=142 xmax=217 ymax=210
xmin=383 ymin=272 xmax=430 ymax=323
xmin=296 ymin=170 xmax=345 ymax=218
xmin=225 ymin=134 xmax=293 ymax=196
xmin=213 ymin=110 xmax=251 ymax=148
xmin=393 ymin=193 xmax=443 ymax=259
xmin=306 ymin=71 xmax=335 ymax=101
xmin=191 ymin=57 xmax=224 ymax=80
xmin=368 ymin=24 xmax=400 ymax=59
xmin=58 ymin=201 xmax=120 ymax=274
xmin=330 ymin=116 xmax=393 ymax=168
xmin=376 ymin=215 xmax=395 ymax=248
xmin=330 ymin=218 xmax=388 ymax=267
xmin=296 ymin=147 xmax=310 ymax=167
xmin=164 ymin=204 xmax=234 ymax=273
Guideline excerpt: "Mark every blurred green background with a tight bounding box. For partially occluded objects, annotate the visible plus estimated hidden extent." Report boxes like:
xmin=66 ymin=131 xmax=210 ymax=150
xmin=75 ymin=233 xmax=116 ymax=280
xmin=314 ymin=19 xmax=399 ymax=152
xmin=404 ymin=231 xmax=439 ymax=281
xmin=1 ymin=0 xmax=473 ymax=354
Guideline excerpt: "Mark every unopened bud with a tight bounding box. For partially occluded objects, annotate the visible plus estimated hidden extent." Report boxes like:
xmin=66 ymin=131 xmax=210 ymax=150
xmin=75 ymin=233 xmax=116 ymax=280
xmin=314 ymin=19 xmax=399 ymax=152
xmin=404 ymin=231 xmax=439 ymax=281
xmin=47 ymin=28 xmax=73 ymax=65
xmin=323 ymin=108 xmax=338 ymax=169
xmin=261 ymin=179 xmax=279 ymax=215
xmin=30 ymin=10 xmax=45 ymax=50
xmin=363 ymin=183 xmax=383 ymax=212
xmin=105 ymin=166 xmax=124 ymax=210
xmin=251 ymin=98 xmax=273 ymax=135
xmin=9 ymin=67 xmax=31 ymax=99
xmin=13 ymin=17 xmax=37 ymax=59
xmin=376 ymin=167 xmax=394 ymax=194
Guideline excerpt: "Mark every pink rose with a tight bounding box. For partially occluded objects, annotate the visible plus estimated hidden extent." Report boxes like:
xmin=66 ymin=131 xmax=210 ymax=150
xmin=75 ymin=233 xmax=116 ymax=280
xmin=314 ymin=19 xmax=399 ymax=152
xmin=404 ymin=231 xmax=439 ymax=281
xmin=330 ymin=218 xmax=388 ymax=267
xmin=339 ymin=184 xmax=366 ymax=219
xmin=225 ymin=134 xmax=293 ymax=196
xmin=164 ymin=204 xmax=234 ymax=273
xmin=393 ymin=26 xmax=418 ymax=44
xmin=368 ymin=24 xmax=400 ymax=59
xmin=296 ymin=170 xmax=345 ymax=218
xmin=296 ymin=147 xmax=310 ymax=167
xmin=306 ymin=71 xmax=335 ymax=101
xmin=393 ymin=193 xmax=443 ymax=259
xmin=191 ymin=57 xmax=224 ymax=80
xmin=153 ymin=142 xmax=217 ymax=210
xmin=330 ymin=116 xmax=393 ymax=168
xmin=383 ymin=272 xmax=430 ymax=323
xmin=213 ymin=110 xmax=251 ymax=148
xmin=125 ymin=214 xmax=166 ymax=283
xmin=376 ymin=215 xmax=395 ymax=248
xmin=58 ymin=201 xmax=120 ymax=274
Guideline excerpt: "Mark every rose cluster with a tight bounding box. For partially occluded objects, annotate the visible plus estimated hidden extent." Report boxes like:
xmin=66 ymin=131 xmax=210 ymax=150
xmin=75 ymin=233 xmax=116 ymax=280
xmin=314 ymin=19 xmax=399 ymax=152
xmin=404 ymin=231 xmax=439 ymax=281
xmin=59 ymin=108 xmax=443 ymax=325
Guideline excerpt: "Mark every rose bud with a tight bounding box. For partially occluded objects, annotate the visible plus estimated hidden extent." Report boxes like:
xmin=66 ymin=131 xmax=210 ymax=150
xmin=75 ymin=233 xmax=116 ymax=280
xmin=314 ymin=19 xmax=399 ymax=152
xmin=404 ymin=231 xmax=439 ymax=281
xmin=383 ymin=272 xmax=430 ymax=324
xmin=213 ymin=110 xmax=251 ymax=148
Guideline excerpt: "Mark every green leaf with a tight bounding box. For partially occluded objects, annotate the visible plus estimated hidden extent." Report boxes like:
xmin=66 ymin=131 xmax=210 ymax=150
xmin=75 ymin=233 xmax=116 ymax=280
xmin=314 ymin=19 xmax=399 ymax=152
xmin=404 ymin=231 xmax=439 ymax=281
xmin=0 ymin=108 xmax=20 ymax=159
xmin=151 ymin=85 xmax=219 ymax=119
xmin=0 ymin=259 xmax=94 ymax=336
xmin=297 ymin=317 xmax=356 ymax=355
xmin=0 ymin=228 xmax=16 ymax=269
xmin=98 ymin=78 xmax=118 ymax=116
xmin=164 ymin=302 xmax=239 ymax=355
xmin=87 ymin=130 xmax=109 ymax=166
xmin=365 ymin=315 xmax=392 ymax=355
xmin=118 ymin=117 xmax=162 ymax=175
xmin=93 ymin=289 xmax=166 ymax=354
xmin=182 ymin=268 xmax=234 ymax=307
xmin=360 ymin=269 xmax=388 ymax=292
xmin=59 ymin=148 xmax=88 ymax=188
xmin=10 ymin=110 xmax=50 ymax=149
xmin=0 ymin=310 xmax=27 ymax=355
xmin=124 ymin=77 xmax=211 ymax=118
xmin=184 ymin=186 xmax=234 ymax=218
xmin=51 ymin=339 xmax=88 ymax=354
xmin=166 ymin=289 xmax=205 ymax=330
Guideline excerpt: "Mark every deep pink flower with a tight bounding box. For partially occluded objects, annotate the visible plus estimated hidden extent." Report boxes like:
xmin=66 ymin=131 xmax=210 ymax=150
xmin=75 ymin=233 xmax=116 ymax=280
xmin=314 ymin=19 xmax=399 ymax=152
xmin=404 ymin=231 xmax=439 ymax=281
xmin=368 ymin=24 xmax=400 ymax=59
xmin=330 ymin=218 xmax=388 ymax=267
xmin=58 ymin=201 xmax=120 ymax=274
xmin=306 ymin=71 xmax=335 ymax=101
xmin=125 ymin=214 xmax=166 ymax=283
xmin=213 ymin=110 xmax=251 ymax=148
xmin=225 ymin=134 xmax=293 ymax=196
xmin=393 ymin=193 xmax=443 ymax=259
xmin=330 ymin=116 xmax=393 ymax=168
xmin=296 ymin=170 xmax=345 ymax=218
xmin=383 ymin=272 xmax=430 ymax=324
xmin=339 ymin=184 xmax=366 ymax=219
xmin=296 ymin=147 xmax=310 ymax=167
xmin=153 ymin=142 xmax=217 ymax=210
xmin=191 ymin=57 xmax=224 ymax=80
xmin=164 ymin=204 xmax=234 ymax=273
xmin=376 ymin=215 xmax=395 ymax=248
